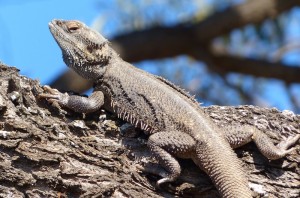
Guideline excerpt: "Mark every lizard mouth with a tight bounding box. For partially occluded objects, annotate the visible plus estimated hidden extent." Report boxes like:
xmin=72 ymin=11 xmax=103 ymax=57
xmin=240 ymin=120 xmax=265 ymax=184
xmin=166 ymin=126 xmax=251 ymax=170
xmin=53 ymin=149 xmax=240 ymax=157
xmin=48 ymin=19 xmax=61 ymax=30
xmin=48 ymin=20 xmax=64 ymax=39
xmin=49 ymin=19 xmax=79 ymax=47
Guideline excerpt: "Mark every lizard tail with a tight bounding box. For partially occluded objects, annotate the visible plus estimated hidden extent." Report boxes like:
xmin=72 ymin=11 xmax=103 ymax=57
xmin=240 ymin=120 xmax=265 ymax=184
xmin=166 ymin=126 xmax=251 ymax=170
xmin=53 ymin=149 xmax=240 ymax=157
xmin=193 ymin=140 xmax=252 ymax=198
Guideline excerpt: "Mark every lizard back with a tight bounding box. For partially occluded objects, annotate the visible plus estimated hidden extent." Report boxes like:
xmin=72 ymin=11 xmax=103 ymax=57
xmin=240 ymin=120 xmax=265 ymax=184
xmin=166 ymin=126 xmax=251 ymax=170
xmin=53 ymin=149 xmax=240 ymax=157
xmin=98 ymin=60 xmax=218 ymax=139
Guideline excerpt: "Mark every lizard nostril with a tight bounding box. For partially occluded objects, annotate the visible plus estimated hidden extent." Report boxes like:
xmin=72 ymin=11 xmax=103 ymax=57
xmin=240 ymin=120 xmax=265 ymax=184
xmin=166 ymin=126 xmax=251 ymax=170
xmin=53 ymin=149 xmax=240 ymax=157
xmin=56 ymin=20 xmax=62 ymax=26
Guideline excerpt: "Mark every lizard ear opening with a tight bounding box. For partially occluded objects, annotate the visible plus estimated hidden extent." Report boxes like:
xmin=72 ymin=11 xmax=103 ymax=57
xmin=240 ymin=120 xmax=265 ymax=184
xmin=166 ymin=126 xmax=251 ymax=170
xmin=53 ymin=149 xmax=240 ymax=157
xmin=87 ymin=45 xmax=94 ymax=53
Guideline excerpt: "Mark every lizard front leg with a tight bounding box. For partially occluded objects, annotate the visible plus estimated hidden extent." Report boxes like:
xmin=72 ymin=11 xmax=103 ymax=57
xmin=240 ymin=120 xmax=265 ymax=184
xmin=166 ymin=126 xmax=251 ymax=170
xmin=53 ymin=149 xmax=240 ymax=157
xmin=224 ymin=125 xmax=300 ymax=160
xmin=39 ymin=85 xmax=104 ymax=113
xmin=147 ymin=131 xmax=195 ymax=185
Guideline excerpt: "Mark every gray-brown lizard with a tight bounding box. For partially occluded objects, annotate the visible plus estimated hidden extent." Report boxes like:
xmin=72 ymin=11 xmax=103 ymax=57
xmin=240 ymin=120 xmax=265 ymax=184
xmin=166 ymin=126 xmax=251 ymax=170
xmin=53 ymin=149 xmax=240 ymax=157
xmin=40 ymin=19 xmax=300 ymax=198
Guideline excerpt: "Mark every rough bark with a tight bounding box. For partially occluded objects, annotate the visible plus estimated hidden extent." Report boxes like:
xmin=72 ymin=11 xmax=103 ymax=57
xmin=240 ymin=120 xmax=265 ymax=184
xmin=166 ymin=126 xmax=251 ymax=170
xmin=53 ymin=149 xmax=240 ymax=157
xmin=0 ymin=63 xmax=299 ymax=197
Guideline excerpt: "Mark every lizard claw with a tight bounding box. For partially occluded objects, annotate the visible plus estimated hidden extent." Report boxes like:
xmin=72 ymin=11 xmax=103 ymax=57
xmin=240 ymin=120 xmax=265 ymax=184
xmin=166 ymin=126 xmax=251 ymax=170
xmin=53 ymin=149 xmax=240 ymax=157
xmin=277 ymin=134 xmax=300 ymax=150
xmin=41 ymin=85 xmax=61 ymax=95
xmin=137 ymin=162 xmax=176 ymax=188
xmin=38 ymin=85 xmax=68 ymax=105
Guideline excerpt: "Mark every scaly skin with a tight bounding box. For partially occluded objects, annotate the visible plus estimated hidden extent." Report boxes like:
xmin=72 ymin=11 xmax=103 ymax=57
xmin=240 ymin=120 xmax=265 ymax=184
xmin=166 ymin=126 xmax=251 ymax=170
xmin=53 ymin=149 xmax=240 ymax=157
xmin=40 ymin=19 xmax=300 ymax=197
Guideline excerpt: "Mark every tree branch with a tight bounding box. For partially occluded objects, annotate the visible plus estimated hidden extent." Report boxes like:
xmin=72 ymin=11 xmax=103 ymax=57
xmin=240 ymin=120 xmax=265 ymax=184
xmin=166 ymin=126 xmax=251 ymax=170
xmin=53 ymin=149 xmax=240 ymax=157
xmin=1 ymin=63 xmax=300 ymax=197
xmin=111 ymin=0 xmax=300 ymax=62
xmin=214 ymin=55 xmax=300 ymax=83
xmin=193 ymin=51 xmax=300 ymax=84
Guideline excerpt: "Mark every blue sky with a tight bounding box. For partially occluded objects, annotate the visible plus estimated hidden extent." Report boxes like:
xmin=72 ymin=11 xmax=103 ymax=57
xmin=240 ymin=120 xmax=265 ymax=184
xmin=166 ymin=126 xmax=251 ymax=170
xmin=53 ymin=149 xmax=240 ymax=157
xmin=0 ymin=0 xmax=204 ymax=84
xmin=0 ymin=0 xmax=100 ymax=83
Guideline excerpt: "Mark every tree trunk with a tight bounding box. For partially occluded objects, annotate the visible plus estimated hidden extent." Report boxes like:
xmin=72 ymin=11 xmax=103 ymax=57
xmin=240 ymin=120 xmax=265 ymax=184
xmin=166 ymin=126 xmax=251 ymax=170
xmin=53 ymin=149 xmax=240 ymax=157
xmin=0 ymin=63 xmax=299 ymax=197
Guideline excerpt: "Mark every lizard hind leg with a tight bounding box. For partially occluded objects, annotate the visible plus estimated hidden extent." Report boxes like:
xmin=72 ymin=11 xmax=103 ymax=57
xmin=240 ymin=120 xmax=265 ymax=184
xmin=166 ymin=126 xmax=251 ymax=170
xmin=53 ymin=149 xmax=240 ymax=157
xmin=147 ymin=131 xmax=196 ymax=186
xmin=253 ymin=132 xmax=300 ymax=160
xmin=224 ymin=125 xmax=300 ymax=160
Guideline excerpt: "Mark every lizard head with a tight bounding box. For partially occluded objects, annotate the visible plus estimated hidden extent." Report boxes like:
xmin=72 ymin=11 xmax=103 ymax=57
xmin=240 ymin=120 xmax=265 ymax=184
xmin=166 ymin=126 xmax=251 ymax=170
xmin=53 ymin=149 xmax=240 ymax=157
xmin=49 ymin=19 xmax=113 ymax=80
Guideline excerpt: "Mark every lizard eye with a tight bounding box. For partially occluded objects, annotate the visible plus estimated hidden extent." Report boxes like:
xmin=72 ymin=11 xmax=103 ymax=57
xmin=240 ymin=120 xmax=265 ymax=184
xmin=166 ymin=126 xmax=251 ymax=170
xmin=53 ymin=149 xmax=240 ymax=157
xmin=69 ymin=26 xmax=79 ymax=32
xmin=66 ymin=22 xmax=81 ymax=33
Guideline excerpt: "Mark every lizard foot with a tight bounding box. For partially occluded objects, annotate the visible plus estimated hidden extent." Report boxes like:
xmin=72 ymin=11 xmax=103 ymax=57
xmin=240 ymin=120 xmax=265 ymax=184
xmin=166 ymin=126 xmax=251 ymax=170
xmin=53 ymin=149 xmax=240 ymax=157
xmin=38 ymin=85 xmax=69 ymax=105
xmin=256 ymin=133 xmax=300 ymax=160
xmin=224 ymin=125 xmax=300 ymax=160
xmin=137 ymin=163 xmax=174 ymax=187
xmin=276 ymin=134 xmax=300 ymax=154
